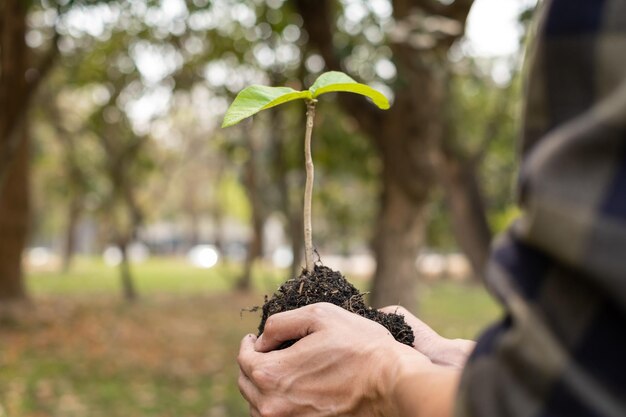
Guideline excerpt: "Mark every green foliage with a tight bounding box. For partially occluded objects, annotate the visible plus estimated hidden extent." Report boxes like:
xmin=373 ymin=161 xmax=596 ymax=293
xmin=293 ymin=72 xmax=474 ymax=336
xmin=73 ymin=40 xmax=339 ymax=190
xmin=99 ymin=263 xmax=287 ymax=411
xmin=430 ymin=58 xmax=522 ymax=244
xmin=489 ymin=205 xmax=521 ymax=232
xmin=307 ymin=71 xmax=390 ymax=109
xmin=221 ymin=71 xmax=390 ymax=128
xmin=221 ymin=86 xmax=310 ymax=128
xmin=216 ymin=173 xmax=251 ymax=223
xmin=419 ymin=281 xmax=501 ymax=339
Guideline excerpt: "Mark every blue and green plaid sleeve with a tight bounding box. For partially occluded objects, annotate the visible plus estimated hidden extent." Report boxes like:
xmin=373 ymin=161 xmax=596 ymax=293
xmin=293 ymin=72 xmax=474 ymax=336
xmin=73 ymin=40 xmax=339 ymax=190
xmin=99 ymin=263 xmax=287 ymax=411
xmin=456 ymin=0 xmax=626 ymax=415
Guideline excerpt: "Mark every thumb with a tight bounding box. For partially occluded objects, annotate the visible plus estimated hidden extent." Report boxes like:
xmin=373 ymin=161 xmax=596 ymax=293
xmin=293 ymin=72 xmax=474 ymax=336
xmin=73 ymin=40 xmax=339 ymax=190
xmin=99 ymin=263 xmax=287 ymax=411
xmin=255 ymin=303 xmax=331 ymax=352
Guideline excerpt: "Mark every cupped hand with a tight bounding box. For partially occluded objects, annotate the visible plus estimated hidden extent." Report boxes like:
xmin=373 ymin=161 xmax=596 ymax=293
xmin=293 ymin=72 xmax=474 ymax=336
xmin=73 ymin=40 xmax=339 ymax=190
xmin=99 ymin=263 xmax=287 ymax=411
xmin=237 ymin=302 xmax=433 ymax=417
xmin=379 ymin=305 xmax=475 ymax=369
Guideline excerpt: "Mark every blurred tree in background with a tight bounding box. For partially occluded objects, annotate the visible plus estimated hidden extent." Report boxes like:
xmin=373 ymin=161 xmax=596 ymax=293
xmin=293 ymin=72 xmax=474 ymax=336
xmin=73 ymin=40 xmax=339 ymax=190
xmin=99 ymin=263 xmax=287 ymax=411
xmin=0 ymin=0 xmax=533 ymax=305
xmin=0 ymin=0 xmax=62 ymax=300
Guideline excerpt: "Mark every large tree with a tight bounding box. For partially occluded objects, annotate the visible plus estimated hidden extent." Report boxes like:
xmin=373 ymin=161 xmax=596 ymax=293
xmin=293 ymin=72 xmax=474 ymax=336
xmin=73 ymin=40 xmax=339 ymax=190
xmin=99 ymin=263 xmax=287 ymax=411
xmin=0 ymin=0 xmax=59 ymax=300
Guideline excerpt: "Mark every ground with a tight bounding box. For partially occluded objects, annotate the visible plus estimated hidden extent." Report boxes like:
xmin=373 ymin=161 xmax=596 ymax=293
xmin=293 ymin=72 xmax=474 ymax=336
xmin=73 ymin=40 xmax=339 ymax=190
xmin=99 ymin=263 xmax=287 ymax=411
xmin=0 ymin=258 xmax=500 ymax=417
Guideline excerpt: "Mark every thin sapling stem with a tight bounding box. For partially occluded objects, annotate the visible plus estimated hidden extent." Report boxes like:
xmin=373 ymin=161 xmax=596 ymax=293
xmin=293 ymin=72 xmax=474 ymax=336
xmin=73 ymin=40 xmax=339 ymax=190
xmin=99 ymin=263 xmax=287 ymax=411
xmin=222 ymin=71 xmax=389 ymax=276
xmin=303 ymin=98 xmax=317 ymax=274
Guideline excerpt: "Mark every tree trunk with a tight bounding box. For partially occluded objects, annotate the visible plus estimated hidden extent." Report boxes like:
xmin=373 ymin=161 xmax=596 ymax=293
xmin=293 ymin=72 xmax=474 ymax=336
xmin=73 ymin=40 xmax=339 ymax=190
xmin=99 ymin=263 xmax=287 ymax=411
xmin=0 ymin=0 xmax=29 ymax=301
xmin=269 ymin=104 xmax=304 ymax=279
xmin=236 ymin=128 xmax=264 ymax=291
xmin=209 ymin=161 xmax=226 ymax=254
xmin=61 ymin=198 xmax=81 ymax=273
xmin=212 ymin=206 xmax=225 ymax=254
xmin=181 ymin=173 xmax=201 ymax=251
xmin=363 ymin=65 xmax=445 ymax=308
xmin=118 ymin=239 xmax=137 ymax=302
xmin=187 ymin=209 xmax=200 ymax=249
xmin=369 ymin=170 xmax=429 ymax=308
xmin=439 ymin=151 xmax=492 ymax=280
xmin=0 ymin=130 xmax=29 ymax=301
xmin=236 ymin=211 xmax=263 ymax=291
xmin=119 ymin=181 xmax=141 ymax=301
xmin=288 ymin=209 xmax=304 ymax=278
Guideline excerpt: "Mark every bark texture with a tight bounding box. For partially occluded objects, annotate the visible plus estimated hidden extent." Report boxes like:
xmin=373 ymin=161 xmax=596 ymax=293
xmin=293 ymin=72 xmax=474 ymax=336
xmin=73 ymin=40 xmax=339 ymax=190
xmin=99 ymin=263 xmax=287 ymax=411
xmin=0 ymin=0 xmax=29 ymax=301
xmin=302 ymin=100 xmax=316 ymax=273
xmin=370 ymin=177 xmax=428 ymax=307
xmin=0 ymin=131 xmax=29 ymax=300
xmin=1 ymin=0 xmax=59 ymax=300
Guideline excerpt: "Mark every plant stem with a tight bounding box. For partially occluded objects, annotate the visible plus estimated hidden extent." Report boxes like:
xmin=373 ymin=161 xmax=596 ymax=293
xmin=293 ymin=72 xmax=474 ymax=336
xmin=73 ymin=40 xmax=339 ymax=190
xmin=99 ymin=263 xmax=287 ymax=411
xmin=303 ymin=99 xmax=317 ymax=274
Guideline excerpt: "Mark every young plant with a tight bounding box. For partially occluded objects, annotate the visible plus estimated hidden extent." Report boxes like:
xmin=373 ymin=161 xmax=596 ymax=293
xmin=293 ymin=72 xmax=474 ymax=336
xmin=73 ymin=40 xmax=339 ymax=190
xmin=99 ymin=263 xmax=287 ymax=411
xmin=222 ymin=71 xmax=390 ymax=275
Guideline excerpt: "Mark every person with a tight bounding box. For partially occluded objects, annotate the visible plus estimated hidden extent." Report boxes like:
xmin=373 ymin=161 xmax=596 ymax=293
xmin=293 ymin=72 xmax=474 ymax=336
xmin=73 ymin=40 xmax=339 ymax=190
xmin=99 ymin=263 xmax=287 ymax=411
xmin=237 ymin=0 xmax=626 ymax=415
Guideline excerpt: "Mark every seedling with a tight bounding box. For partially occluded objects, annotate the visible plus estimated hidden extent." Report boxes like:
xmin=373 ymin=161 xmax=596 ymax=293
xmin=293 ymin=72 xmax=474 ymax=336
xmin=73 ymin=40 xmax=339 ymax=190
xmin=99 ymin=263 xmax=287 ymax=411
xmin=223 ymin=71 xmax=414 ymax=347
xmin=222 ymin=71 xmax=390 ymax=274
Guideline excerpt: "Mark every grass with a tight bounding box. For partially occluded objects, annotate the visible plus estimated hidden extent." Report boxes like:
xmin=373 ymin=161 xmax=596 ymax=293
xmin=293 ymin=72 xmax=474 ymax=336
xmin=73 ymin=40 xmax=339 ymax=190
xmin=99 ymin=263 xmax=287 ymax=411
xmin=418 ymin=281 xmax=501 ymax=339
xmin=0 ymin=257 xmax=501 ymax=417
xmin=0 ymin=292 xmax=259 ymax=417
xmin=26 ymin=257 xmax=285 ymax=296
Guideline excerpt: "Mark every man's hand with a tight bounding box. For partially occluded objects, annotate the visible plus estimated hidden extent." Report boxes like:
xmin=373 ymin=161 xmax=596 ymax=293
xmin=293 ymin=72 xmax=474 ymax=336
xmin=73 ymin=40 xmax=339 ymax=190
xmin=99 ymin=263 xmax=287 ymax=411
xmin=379 ymin=305 xmax=475 ymax=369
xmin=237 ymin=302 xmax=461 ymax=417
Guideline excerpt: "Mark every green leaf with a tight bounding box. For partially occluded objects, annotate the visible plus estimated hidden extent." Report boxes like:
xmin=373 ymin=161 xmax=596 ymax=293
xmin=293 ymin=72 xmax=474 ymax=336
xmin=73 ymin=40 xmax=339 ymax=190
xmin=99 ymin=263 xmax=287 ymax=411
xmin=308 ymin=71 xmax=390 ymax=110
xmin=221 ymin=71 xmax=390 ymax=128
xmin=222 ymin=86 xmax=311 ymax=127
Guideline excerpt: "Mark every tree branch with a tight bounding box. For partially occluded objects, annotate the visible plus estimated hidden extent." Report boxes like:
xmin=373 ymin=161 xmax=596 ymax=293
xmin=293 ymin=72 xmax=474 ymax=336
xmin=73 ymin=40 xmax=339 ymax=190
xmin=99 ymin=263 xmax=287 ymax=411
xmin=0 ymin=114 xmax=27 ymax=190
xmin=0 ymin=24 xmax=61 ymax=190
xmin=293 ymin=0 xmax=383 ymax=134
xmin=25 ymin=29 xmax=61 ymax=99
xmin=443 ymin=0 xmax=475 ymax=21
xmin=412 ymin=0 xmax=475 ymax=21
xmin=471 ymin=90 xmax=510 ymax=166
xmin=410 ymin=0 xmax=448 ymax=16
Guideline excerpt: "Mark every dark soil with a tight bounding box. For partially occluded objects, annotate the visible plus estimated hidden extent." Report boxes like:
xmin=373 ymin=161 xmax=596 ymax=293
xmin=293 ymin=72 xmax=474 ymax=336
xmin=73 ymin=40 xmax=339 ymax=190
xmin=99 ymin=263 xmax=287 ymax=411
xmin=258 ymin=265 xmax=415 ymax=348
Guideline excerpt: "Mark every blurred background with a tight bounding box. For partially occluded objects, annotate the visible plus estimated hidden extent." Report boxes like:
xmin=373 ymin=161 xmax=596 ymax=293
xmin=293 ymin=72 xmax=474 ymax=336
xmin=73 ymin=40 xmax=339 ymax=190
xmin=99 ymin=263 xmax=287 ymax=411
xmin=1 ymin=0 xmax=535 ymax=416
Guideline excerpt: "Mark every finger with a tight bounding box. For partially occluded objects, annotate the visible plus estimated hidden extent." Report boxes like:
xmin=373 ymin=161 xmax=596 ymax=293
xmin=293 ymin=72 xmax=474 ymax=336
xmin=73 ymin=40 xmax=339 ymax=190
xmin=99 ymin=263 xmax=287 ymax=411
xmin=238 ymin=334 xmax=259 ymax=377
xmin=379 ymin=305 xmax=409 ymax=315
xmin=434 ymin=338 xmax=476 ymax=368
xmin=379 ymin=305 xmax=438 ymax=338
xmin=238 ymin=368 xmax=261 ymax=408
xmin=249 ymin=404 xmax=261 ymax=417
xmin=256 ymin=303 xmax=334 ymax=352
xmin=379 ymin=305 xmax=443 ymax=351
xmin=379 ymin=305 xmax=428 ymax=329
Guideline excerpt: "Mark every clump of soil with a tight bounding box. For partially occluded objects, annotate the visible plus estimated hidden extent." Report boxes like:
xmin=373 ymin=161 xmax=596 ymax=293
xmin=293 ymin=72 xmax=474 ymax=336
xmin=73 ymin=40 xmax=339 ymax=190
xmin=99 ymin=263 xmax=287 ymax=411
xmin=258 ymin=265 xmax=414 ymax=348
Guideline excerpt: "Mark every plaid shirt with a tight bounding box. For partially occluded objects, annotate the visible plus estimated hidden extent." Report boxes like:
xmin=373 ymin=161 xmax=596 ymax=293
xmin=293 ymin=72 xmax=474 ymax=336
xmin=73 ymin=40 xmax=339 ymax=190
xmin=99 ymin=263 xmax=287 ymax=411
xmin=456 ymin=0 xmax=626 ymax=416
